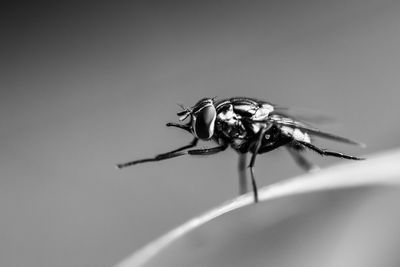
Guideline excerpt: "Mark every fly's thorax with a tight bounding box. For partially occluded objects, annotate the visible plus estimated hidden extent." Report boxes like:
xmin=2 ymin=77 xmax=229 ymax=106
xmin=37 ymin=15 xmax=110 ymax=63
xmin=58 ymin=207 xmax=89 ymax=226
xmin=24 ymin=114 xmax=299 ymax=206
xmin=216 ymin=104 xmax=247 ymax=139
xmin=191 ymin=98 xmax=217 ymax=140
xmin=252 ymin=103 xmax=274 ymax=120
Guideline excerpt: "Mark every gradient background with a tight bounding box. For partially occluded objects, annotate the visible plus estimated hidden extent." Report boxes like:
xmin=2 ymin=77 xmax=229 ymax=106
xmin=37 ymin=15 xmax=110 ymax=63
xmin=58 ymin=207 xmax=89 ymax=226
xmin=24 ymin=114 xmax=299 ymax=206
xmin=2 ymin=1 xmax=400 ymax=266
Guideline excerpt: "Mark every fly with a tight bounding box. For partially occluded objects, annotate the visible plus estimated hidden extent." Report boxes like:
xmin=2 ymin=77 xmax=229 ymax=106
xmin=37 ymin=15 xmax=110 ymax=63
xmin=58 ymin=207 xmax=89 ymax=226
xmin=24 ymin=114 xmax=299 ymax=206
xmin=117 ymin=97 xmax=364 ymax=203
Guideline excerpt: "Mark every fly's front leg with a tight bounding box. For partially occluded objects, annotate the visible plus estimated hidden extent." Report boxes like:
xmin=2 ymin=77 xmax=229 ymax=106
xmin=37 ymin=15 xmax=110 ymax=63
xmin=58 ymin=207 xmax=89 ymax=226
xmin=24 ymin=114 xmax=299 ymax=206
xmin=166 ymin=122 xmax=192 ymax=133
xmin=166 ymin=138 xmax=198 ymax=154
xmin=116 ymin=138 xmax=198 ymax=169
xmin=187 ymin=144 xmax=228 ymax=155
xmin=116 ymin=151 xmax=186 ymax=169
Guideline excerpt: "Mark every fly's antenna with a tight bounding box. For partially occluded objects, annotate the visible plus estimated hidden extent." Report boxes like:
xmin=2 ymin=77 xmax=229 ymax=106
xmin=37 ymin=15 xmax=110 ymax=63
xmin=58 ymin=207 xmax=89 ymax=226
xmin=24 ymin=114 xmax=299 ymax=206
xmin=211 ymin=96 xmax=218 ymax=102
xmin=177 ymin=103 xmax=189 ymax=111
xmin=177 ymin=103 xmax=191 ymax=121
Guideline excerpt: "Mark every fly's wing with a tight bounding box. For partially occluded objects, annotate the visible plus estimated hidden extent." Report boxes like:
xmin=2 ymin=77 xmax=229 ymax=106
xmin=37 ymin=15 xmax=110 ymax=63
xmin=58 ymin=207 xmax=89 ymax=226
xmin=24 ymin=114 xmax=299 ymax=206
xmin=271 ymin=107 xmax=337 ymax=126
xmin=267 ymin=114 xmax=365 ymax=147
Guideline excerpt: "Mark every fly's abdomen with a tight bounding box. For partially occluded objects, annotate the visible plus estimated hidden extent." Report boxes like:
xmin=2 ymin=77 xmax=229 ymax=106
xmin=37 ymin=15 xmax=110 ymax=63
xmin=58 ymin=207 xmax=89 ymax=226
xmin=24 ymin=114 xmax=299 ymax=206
xmin=280 ymin=126 xmax=311 ymax=143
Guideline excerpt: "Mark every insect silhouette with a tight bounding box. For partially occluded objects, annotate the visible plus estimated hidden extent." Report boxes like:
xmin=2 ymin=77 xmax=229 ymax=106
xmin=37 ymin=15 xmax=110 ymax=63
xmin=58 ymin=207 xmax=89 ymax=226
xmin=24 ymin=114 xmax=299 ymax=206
xmin=117 ymin=97 xmax=364 ymax=203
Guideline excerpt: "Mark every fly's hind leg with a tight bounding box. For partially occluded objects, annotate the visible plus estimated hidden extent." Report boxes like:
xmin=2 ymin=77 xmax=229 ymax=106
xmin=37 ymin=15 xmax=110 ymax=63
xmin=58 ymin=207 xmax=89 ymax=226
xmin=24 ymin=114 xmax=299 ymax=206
xmin=296 ymin=140 xmax=365 ymax=160
xmin=286 ymin=142 xmax=320 ymax=172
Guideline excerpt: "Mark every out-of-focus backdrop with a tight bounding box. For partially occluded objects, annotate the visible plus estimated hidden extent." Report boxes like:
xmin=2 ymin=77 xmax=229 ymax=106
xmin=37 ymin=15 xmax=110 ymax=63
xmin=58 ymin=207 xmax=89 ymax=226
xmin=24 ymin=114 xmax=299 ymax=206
xmin=2 ymin=1 xmax=400 ymax=266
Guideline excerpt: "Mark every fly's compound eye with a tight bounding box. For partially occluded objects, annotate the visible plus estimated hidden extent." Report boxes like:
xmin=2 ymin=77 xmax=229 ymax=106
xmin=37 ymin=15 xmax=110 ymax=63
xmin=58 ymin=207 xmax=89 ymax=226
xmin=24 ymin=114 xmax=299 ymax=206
xmin=191 ymin=100 xmax=217 ymax=140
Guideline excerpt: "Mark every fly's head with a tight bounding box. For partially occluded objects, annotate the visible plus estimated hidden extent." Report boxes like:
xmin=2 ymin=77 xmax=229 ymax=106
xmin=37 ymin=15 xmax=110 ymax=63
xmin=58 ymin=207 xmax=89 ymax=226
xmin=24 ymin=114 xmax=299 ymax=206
xmin=177 ymin=98 xmax=217 ymax=140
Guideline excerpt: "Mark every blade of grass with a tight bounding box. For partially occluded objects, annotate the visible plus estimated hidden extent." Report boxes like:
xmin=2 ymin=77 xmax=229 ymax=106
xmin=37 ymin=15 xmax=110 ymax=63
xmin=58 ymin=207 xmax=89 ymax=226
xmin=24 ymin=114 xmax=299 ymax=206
xmin=113 ymin=148 xmax=400 ymax=267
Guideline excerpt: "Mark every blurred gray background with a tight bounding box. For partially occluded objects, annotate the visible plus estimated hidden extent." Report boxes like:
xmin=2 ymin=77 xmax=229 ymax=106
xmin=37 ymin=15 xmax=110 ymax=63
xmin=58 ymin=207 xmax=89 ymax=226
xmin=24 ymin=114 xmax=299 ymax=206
xmin=2 ymin=0 xmax=400 ymax=266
